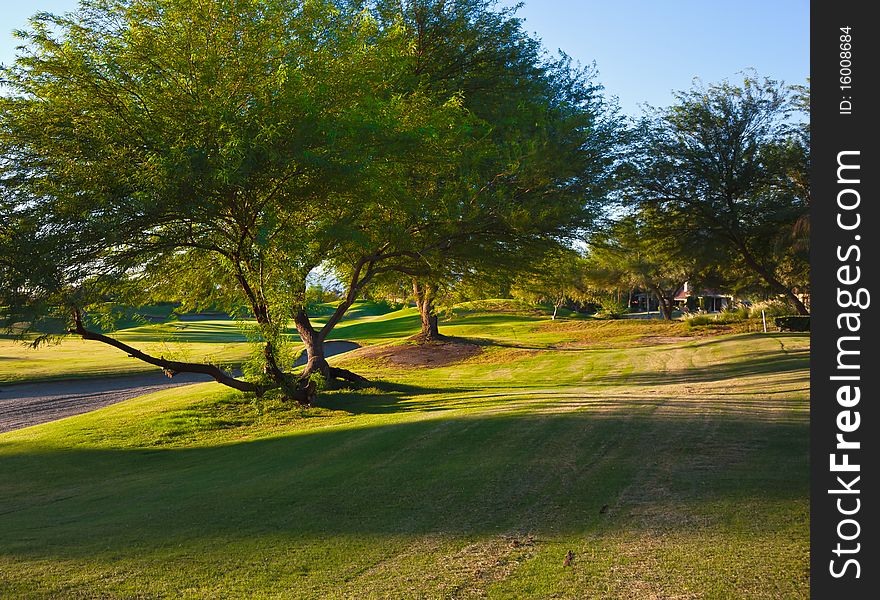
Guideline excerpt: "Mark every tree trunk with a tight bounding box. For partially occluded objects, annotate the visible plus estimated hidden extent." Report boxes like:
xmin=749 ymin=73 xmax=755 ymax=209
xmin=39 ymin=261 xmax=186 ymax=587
xmin=732 ymin=237 xmax=809 ymax=315
xmin=294 ymin=309 xmax=368 ymax=385
xmin=747 ymin=257 xmax=808 ymax=315
xmin=660 ymin=295 xmax=675 ymax=320
xmin=263 ymin=340 xmax=314 ymax=404
xmin=295 ymin=311 xmax=330 ymax=378
xmin=413 ymin=280 xmax=442 ymax=341
xmin=651 ymin=287 xmax=675 ymax=320
xmin=552 ymin=297 xmax=563 ymax=320
xmin=657 ymin=295 xmax=669 ymax=320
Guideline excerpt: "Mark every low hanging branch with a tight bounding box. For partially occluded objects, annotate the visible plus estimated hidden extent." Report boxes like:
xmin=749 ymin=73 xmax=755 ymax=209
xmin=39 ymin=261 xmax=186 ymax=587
xmin=69 ymin=308 xmax=268 ymax=396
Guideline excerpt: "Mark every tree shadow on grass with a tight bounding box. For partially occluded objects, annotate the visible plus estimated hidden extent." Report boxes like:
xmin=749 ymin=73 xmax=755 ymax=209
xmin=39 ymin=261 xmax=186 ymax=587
xmin=318 ymin=380 xmax=477 ymax=415
xmin=0 ymin=407 xmax=808 ymax=566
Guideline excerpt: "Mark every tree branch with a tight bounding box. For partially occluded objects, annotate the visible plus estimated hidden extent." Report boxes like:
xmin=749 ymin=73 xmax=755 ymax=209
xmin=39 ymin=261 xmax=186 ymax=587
xmin=69 ymin=308 xmax=267 ymax=395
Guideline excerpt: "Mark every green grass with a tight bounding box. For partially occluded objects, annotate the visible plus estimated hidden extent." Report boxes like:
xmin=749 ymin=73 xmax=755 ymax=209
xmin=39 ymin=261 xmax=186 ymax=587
xmin=0 ymin=312 xmax=809 ymax=598
xmin=0 ymin=301 xmax=593 ymax=384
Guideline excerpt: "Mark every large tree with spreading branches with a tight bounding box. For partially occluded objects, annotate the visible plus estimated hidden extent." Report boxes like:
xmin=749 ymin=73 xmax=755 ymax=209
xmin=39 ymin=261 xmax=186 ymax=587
xmin=1 ymin=0 xmax=620 ymax=401
xmin=623 ymin=75 xmax=810 ymax=314
xmin=0 ymin=0 xmax=470 ymax=402
xmin=361 ymin=1 xmax=623 ymax=340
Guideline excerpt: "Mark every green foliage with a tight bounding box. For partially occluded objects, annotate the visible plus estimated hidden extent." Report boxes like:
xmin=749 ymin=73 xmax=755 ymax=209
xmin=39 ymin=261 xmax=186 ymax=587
xmin=622 ymin=73 xmax=809 ymax=314
xmin=308 ymin=371 xmax=330 ymax=392
xmin=362 ymin=1 xmax=624 ymax=309
xmin=586 ymin=208 xmax=716 ymax=320
xmin=685 ymin=314 xmax=715 ymax=328
xmin=685 ymin=309 xmax=748 ymax=329
xmin=511 ymin=247 xmax=591 ymax=313
xmin=724 ymin=305 xmax=751 ymax=321
xmin=1 ymin=0 xmax=624 ymax=387
xmin=749 ymin=300 xmax=797 ymax=319
xmin=597 ymin=298 xmax=629 ymax=319
xmin=454 ymin=298 xmax=539 ymax=314
xmin=775 ymin=315 xmax=810 ymax=331
xmin=2 ymin=0 xmax=380 ymax=353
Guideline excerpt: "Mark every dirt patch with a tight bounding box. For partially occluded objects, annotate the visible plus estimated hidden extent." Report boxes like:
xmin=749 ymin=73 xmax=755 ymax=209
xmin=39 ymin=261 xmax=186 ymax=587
xmin=356 ymin=339 xmax=483 ymax=369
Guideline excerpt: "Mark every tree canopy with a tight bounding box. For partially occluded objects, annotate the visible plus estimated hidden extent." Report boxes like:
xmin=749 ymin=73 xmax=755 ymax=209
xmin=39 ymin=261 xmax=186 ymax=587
xmin=621 ymin=75 xmax=810 ymax=314
xmin=360 ymin=2 xmax=623 ymax=338
xmin=1 ymin=0 xmax=469 ymax=400
xmin=586 ymin=209 xmax=719 ymax=320
xmin=1 ymin=0 xmax=620 ymax=401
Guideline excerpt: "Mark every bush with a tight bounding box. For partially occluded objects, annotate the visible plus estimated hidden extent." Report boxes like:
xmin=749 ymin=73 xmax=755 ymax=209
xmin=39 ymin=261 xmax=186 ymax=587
xmin=775 ymin=315 xmax=810 ymax=332
xmin=309 ymin=372 xmax=330 ymax=392
xmin=598 ymin=299 xmax=629 ymax=320
xmin=685 ymin=314 xmax=714 ymax=328
xmin=372 ymin=298 xmax=405 ymax=313
xmin=685 ymin=309 xmax=748 ymax=329
xmin=749 ymin=300 xmax=794 ymax=320
xmin=725 ymin=305 xmax=750 ymax=321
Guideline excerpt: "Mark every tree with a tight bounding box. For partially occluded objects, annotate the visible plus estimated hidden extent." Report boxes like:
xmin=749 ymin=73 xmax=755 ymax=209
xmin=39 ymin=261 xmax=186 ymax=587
xmin=511 ymin=247 xmax=590 ymax=319
xmin=358 ymin=1 xmax=623 ymax=339
xmin=623 ymin=75 xmax=810 ymax=314
xmin=0 ymin=0 xmax=467 ymax=402
xmin=587 ymin=210 xmax=717 ymax=320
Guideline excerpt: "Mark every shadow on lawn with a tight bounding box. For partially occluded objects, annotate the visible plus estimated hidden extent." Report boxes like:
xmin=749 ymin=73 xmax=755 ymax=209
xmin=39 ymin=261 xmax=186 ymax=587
xmin=0 ymin=407 xmax=808 ymax=561
xmin=319 ymin=380 xmax=477 ymax=414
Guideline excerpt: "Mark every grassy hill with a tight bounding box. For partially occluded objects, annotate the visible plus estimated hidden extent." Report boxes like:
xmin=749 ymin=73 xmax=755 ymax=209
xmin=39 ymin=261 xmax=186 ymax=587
xmin=0 ymin=309 xmax=809 ymax=598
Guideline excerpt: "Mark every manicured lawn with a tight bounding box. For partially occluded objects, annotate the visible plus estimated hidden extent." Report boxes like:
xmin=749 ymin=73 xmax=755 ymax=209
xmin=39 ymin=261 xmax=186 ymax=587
xmin=0 ymin=312 xmax=809 ymax=598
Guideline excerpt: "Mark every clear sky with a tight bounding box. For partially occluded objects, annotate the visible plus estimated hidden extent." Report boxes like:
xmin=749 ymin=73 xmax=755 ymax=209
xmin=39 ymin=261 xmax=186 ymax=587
xmin=1 ymin=0 xmax=809 ymax=115
xmin=506 ymin=0 xmax=809 ymax=115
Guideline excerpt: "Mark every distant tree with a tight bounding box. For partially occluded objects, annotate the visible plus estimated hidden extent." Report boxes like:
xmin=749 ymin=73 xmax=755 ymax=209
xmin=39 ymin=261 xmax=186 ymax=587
xmin=511 ymin=248 xmax=590 ymax=320
xmin=587 ymin=210 xmax=717 ymax=320
xmin=624 ymin=75 xmax=809 ymax=314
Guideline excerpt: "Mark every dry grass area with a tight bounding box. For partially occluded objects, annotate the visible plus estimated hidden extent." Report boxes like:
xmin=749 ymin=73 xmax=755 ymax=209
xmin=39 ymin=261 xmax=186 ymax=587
xmin=535 ymin=318 xmax=703 ymax=348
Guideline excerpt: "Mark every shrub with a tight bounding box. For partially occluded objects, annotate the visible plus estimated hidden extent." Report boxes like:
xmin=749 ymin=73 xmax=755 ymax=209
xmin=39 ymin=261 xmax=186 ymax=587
xmin=598 ymin=299 xmax=628 ymax=320
xmin=775 ymin=315 xmax=810 ymax=332
xmin=308 ymin=372 xmax=330 ymax=392
xmin=726 ymin=305 xmax=750 ymax=321
xmin=686 ymin=308 xmax=748 ymax=329
xmin=686 ymin=314 xmax=714 ymax=328
xmin=749 ymin=300 xmax=794 ymax=320
xmin=373 ymin=298 xmax=405 ymax=312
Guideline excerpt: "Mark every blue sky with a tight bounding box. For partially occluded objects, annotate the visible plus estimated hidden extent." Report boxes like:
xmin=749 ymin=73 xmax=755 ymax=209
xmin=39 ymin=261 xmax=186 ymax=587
xmin=1 ymin=0 xmax=809 ymax=115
